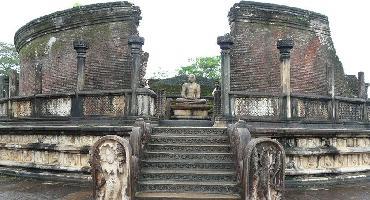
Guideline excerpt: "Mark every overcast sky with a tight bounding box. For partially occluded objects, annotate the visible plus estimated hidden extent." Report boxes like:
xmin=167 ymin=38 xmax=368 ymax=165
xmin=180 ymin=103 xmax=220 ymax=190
xmin=0 ymin=0 xmax=369 ymax=82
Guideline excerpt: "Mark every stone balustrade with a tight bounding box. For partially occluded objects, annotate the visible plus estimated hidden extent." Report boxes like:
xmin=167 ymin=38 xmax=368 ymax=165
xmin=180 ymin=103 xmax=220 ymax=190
xmin=230 ymin=91 xmax=370 ymax=124
xmin=0 ymin=88 xmax=156 ymax=120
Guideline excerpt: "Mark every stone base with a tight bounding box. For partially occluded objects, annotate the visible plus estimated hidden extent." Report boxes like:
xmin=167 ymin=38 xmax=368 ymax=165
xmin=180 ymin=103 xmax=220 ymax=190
xmin=171 ymin=103 xmax=211 ymax=119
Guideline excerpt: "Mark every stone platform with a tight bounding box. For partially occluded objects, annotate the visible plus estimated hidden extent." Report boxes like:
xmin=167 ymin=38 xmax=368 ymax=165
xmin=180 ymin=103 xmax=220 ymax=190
xmin=171 ymin=103 xmax=212 ymax=119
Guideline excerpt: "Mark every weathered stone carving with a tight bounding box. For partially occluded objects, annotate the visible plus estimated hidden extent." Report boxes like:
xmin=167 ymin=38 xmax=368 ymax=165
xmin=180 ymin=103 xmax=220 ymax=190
xmin=172 ymin=74 xmax=210 ymax=119
xmin=139 ymin=52 xmax=149 ymax=87
xmin=176 ymin=74 xmax=206 ymax=103
xmin=228 ymin=120 xmax=251 ymax=181
xmin=90 ymin=135 xmax=132 ymax=200
xmin=244 ymin=138 xmax=285 ymax=200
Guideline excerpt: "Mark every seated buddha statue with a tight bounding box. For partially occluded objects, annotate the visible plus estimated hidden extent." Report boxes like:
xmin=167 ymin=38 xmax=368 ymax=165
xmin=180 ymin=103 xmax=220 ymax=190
xmin=176 ymin=74 xmax=207 ymax=104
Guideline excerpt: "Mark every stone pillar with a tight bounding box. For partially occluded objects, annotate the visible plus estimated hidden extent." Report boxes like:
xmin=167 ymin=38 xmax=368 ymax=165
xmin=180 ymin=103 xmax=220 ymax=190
xmin=0 ymin=76 xmax=4 ymax=98
xmin=327 ymin=63 xmax=336 ymax=121
xmin=277 ymin=38 xmax=294 ymax=119
xmin=73 ymin=39 xmax=89 ymax=92
xmin=327 ymin=64 xmax=335 ymax=98
xmin=217 ymin=34 xmax=234 ymax=117
xmin=8 ymin=69 xmax=18 ymax=97
xmin=366 ymin=83 xmax=369 ymax=99
xmin=3 ymin=76 xmax=9 ymax=98
xmin=358 ymin=72 xmax=366 ymax=99
xmin=35 ymin=63 xmax=43 ymax=94
xmin=128 ymin=36 xmax=144 ymax=116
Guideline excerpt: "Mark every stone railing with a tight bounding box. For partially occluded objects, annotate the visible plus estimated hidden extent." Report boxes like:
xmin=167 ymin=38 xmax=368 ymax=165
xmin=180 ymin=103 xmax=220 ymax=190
xmin=0 ymin=88 xmax=156 ymax=120
xmin=230 ymin=91 xmax=370 ymax=123
xmin=290 ymin=94 xmax=331 ymax=121
xmin=230 ymin=91 xmax=282 ymax=120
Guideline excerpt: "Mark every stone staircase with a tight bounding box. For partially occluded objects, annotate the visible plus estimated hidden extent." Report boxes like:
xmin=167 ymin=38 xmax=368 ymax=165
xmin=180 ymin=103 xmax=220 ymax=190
xmin=135 ymin=126 xmax=241 ymax=200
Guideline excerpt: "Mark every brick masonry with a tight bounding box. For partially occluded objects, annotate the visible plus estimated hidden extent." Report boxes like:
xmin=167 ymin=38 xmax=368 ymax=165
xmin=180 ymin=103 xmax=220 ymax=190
xmin=228 ymin=1 xmax=359 ymax=97
xmin=15 ymin=2 xmax=142 ymax=96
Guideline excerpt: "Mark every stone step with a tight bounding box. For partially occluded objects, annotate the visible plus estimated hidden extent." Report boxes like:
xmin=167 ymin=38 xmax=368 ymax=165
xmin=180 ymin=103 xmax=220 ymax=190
xmin=137 ymin=180 xmax=240 ymax=194
xmin=149 ymin=135 xmax=229 ymax=145
xmin=141 ymin=159 xmax=235 ymax=170
xmin=135 ymin=192 xmax=241 ymax=200
xmin=159 ymin=120 xmax=214 ymax=127
xmin=146 ymin=144 xmax=231 ymax=153
xmin=143 ymin=151 xmax=234 ymax=161
xmin=139 ymin=169 xmax=237 ymax=182
xmin=153 ymin=127 xmax=227 ymax=135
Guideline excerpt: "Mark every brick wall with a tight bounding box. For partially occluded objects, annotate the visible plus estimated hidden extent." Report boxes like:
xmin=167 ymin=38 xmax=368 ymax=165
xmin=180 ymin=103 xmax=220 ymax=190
xmin=228 ymin=1 xmax=358 ymax=97
xmin=15 ymin=2 xmax=141 ymax=96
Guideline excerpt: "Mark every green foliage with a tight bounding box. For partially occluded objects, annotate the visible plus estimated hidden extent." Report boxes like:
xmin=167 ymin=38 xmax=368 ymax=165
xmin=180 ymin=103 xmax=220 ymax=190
xmin=0 ymin=42 xmax=19 ymax=76
xmin=178 ymin=56 xmax=221 ymax=80
xmin=73 ymin=2 xmax=82 ymax=8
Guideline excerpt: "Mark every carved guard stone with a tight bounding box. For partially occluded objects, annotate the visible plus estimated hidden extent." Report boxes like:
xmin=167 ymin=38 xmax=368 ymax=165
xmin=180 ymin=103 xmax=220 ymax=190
xmin=90 ymin=135 xmax=132 ymax=200
xmin=243 ymin=138 xmax=285 ymax=200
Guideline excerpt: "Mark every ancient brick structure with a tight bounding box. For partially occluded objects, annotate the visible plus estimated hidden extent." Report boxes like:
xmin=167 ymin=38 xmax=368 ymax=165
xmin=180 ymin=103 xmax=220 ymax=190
xmin=15 ymin=2 xmax=143 ymax=96
xmin=228 ymin=1 xmax=363 ymax=97
xmin=1 ymin=2 xmax=370 ymax=200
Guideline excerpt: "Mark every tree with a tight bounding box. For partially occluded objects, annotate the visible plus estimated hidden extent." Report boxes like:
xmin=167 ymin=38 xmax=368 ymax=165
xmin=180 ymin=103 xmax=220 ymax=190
xmin=178 ymin=56 xmax=221 ymax=80
xmin=0 ymin=42 xmax=19 ymax=76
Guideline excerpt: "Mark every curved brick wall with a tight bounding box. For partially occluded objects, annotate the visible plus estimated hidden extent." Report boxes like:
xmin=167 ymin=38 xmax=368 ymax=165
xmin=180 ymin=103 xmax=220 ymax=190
xmin=228 ymin=1 xmax=356 ymax=96
xmin=15 ymin=2 xmax=141 ymax=96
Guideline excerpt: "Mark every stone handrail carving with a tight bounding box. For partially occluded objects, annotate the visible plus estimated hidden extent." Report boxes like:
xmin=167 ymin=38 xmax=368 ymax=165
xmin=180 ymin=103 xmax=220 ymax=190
xmin=213 ymin=82 xmax=222 ymax=120
xmin=90 ymin=135 xmax=133 ymax=200
xmin=228 ymin=120 xmax=251 ymax=181
xmin=243 ymin=138 xmax=286 ymax=200
xmin=129 ymin=118 xmax=152 ymax=197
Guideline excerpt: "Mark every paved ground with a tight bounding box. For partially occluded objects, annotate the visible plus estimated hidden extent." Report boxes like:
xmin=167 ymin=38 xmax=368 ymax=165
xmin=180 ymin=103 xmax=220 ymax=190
xmin=1 ymin=175 xmax=370 ymax=200
xmin=0 ymin=175 xmax=91 ymax=200
xmin=285 ymin=182 xmax=370 ymax=200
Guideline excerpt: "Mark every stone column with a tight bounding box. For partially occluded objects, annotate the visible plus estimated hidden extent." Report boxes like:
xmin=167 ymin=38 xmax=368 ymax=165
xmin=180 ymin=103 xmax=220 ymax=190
xmin=8 ymin=69 xmax=18 ymax=97
xmin=327 ymin=64 xmax=335 ymax=98
xmin=128 ymin=36 xmax=144 ymax=116
xmin=327 ymin=63 xmax=336 ymax=121
xmin=358 ymin=72 xmax=366 ymax=99
xmin=35 ymin=63 xmax=43 ymax=94
xmin=277 ymin=38 xmax=294 ymax=119
xmin=217 ymin=34 xmax=234 ymax=117
xmin=0 ymin=76 xmax=4 ymax=98
xmin=73 ymin=39 xmax=89 ymax=92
